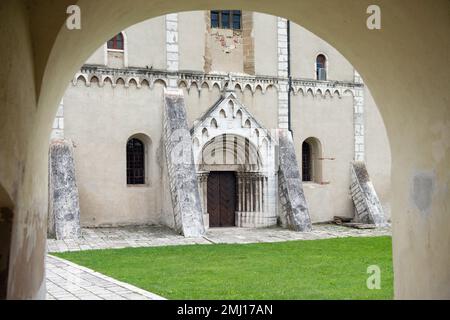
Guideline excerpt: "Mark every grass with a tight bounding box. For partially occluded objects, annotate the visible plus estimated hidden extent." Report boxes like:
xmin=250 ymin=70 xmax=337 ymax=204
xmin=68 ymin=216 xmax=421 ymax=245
xmin=53 ymin=236 xmax=393 ymax=300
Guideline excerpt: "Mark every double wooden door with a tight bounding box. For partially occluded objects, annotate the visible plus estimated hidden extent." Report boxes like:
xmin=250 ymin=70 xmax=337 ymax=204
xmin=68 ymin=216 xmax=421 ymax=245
xmin=207 ymin=172 xmax=236 ymax=227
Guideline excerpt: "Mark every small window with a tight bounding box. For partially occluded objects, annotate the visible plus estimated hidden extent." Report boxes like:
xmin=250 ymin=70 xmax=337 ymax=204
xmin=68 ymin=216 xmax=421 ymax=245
xmin=211 ymin=11 xmax=220 ymax=28
xmin=107 ymin=33 xmax=124 ymax=50
xmin=222 ymin=11 xmax=230 ymax=28
xmin=302 ymin=137 xmax=323 ymax=183
xmin=316 ymin=54 xmax=327 ymax=80
xmin=232 ymin=11 xmax=241 ymax=29
xmin=302 ymin=141 xmax=312 ymax=182
xmin=127 ymin=138 xmax=145 ymax=185
xmin=210 ymin=10 xmax=241 ymax=30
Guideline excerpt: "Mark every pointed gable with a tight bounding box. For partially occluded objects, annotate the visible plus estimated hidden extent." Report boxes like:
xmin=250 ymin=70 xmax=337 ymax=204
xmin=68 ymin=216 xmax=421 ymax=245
xmin=191 ymin=91 xmax=274 ymax=170
xmin=191 ymin=91 xmax=271 ymax=141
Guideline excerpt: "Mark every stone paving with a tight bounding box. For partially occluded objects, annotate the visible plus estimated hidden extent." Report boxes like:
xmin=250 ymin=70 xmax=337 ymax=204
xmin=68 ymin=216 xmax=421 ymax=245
xmin=46 ymin=255 xmax=166 ymax=300
xmin=47 ymin=224 xmax=391 ymax=253
xmin=46 ymin=224 xmax=391 ymax=300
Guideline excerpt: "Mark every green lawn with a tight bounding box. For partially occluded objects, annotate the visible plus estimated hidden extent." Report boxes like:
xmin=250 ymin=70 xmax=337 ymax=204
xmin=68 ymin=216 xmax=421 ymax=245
xmin=54 ymin=236 xmax=393 ymax=300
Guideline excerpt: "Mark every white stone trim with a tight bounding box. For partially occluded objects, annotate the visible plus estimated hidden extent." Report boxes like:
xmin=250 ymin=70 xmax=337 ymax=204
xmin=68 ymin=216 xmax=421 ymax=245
xmin=314 ymin=51 xmax=329 ymax=80
xmin=50 ymin=99 xmax=64 ymax=141
xmin=353 ymin=70 xmax=365 ymax=161
xmin=277 ymin=17 xmax=289 ymax=129
xmin=105 ymin=31 xmax=128 ymax=68
xmin=165 ymin=13 xmax=179 ymax=88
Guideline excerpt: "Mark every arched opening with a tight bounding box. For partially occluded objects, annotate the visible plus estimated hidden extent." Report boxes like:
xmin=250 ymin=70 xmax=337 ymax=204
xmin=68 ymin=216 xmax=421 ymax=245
xmin=316 ymin=54 xmax=327 ymax=80
xmin=106 ymin=32 xmax=127 ymax=68
xmin=1 ymin=1 xmax=448 ymax=300
xmin=49 ymin=7 xmax=393 ymax=297
xmin=107 ymin=33 xmax=125 ymax=50
xmin=302 ymin=141 xmax=312 ymax=181
xmin=197 ymin=133 xmax=271 ymax=228
xmin=126 ymin=138 xmax=145 ymax=185
xmin=302 ymin=137 xmax=323 ymax=183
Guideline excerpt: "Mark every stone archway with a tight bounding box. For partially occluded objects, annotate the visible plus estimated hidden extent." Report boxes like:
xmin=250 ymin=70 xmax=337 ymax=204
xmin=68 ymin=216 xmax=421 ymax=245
xmin=196 ymin=133 xmax=277 ymax=229
xmin=0 ymin=0 xmax=449 ymax=299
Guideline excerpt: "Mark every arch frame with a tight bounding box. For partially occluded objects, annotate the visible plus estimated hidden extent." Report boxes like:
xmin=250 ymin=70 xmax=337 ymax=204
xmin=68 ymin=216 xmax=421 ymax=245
xmin=126 ymin=133 xmax=153 ymax=186
xmin=315 ymin=52 xmax=329 ymax=81
xmin=302 ymin=137 xmax=323 ymax=184
xmin=1 ymin=0 xmax=449 ymax=300
xmin=104 ymin=31 xmax=129 ymax=67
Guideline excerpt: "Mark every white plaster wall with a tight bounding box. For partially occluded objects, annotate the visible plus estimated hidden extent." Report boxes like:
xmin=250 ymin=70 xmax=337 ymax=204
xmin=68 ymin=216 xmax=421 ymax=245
xmin=126 ymin=17 xmax=166 ymax=69
xmin=85 ymin=46 xmax=105 ymax=65
xmin=364 ymin=86 xmax=392 ymax=221
xmin=183 ymin=84 xmax=222 ymax=127
xmin=291 ymin=93 xmax=355 ymax=222
xmin=239 ymin=86 xmax=279 ymax=129
xmin=290 ymin=24 xmax=354 ymax=81
xmin=63 ymin=82 xmax=171 ymax=227
xmin=178 ymin=11 xmax=206 ymax=72
xmin=253 ymin=13 xmax=278 ymax=76
xmin=208 ymin=28 xmax=244 ymax=73
xmin=85 ymin=17 xmax=166 ymax=69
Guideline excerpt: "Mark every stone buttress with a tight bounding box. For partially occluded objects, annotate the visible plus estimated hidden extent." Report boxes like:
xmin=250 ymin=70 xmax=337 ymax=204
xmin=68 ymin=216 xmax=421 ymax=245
xmin=163 ymin=89 xmax=205 ymax=237
xmin=350 ymin=161 xmax=386 ymax=226
xmin=48 ymin=139 xmax=81 ymax=240
xmin=278 ymin=131 xmax=312 ymax=231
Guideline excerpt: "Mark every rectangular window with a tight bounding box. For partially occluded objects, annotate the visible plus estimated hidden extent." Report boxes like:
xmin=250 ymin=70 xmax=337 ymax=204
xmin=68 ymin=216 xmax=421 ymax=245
xmin=211 ymin=10 xmax=219 ymax=28
xmin=232 ymin=11 xmax=241 ymax=29
xmin=211 ymin=10 xmax=241 ymax=30
xmin=221 ymin=11 xmax=230 ymax=29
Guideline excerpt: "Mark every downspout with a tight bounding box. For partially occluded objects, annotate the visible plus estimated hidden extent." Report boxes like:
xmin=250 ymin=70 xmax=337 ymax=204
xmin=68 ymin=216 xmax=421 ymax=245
xmin=287 ymin=20 xmax=292 ymax=133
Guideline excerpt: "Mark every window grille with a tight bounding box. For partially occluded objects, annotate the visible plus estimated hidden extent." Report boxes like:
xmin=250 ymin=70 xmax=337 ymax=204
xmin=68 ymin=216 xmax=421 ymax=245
xmin=107 ymin=33 xmax=124 ymax=50
xmin=210 ymin=10 xmax=242 ymax=30
xmin=127 ymin=138 xmax=145 ymax=185
xmin=302 ymin=141 xmax=312 ymax=182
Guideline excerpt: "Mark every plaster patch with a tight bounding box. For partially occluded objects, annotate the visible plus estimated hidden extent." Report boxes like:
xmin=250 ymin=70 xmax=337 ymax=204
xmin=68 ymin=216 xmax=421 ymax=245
xmin=411 ymin=171 xmax=435 ymax=217
xmin=431 ymin=120 xmax=450 ymax=164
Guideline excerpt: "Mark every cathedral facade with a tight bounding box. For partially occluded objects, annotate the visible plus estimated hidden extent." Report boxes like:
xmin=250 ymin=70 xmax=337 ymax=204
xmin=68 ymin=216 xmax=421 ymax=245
xmin=49 ymin=11 xmax=391 ymax=235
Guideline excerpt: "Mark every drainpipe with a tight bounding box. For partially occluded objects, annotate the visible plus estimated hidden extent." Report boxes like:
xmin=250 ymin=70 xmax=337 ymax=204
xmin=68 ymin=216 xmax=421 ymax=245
xmin=287 ymin=20 xmax=292 ymax=133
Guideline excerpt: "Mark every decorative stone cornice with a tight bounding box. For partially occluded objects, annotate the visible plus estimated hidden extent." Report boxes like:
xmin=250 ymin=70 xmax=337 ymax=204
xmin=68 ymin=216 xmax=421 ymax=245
xmin=74 ymin=64 xmax=363 ymax=98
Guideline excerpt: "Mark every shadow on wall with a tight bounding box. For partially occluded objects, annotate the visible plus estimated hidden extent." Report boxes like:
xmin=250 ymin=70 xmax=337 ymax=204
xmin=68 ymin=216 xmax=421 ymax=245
xmin=0 ymin=184 xmax=14 ymax=299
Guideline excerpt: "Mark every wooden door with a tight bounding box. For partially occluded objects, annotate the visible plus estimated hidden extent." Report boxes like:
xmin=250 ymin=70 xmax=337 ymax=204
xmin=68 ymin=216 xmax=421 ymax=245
xmin=207 ymin=172 xmax=236 ymax=227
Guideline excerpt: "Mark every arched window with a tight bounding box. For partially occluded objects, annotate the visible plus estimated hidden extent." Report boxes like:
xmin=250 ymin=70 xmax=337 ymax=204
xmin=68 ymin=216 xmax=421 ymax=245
xmin=316 ymin=54 xmax=327 ymax=80
xmin=302 ymin=137 xmax=323 ymax=183
xmin=302 ymin=141 xmax=312 ymax=182
xmin=211 ymin=10 xmax=241 ymax=29
xmin=107 ymin=33 xmax=124 ymax=50
xmin=127 ymin=138 xmax=145 ymax=185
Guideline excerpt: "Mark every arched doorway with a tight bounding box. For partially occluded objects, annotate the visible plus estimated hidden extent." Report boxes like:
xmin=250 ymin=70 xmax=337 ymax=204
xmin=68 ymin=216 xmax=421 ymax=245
xmin=196 ymin=133 xmax=274 ymax=229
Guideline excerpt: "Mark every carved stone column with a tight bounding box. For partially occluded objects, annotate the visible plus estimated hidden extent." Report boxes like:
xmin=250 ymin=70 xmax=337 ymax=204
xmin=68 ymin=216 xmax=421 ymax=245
xmin=255 ymin=175 xmax=260 ymax=212
xmin=197 ymin=172 xmax=209 ymax=229
xmin=237 ymin=174 xmax=241 ymax=212
xmin=249 ymin=174 xmax=254 ymax=213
